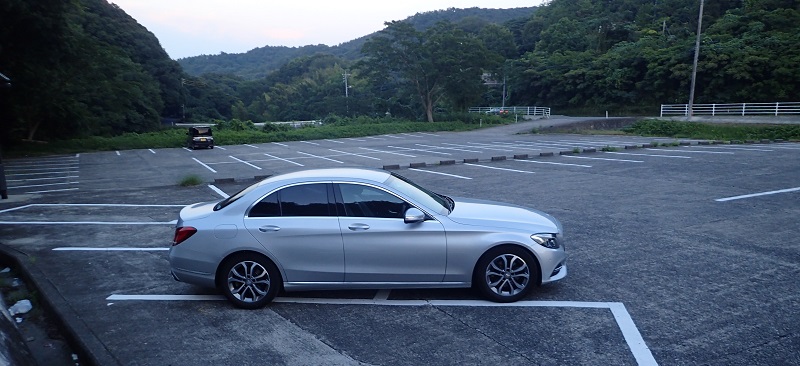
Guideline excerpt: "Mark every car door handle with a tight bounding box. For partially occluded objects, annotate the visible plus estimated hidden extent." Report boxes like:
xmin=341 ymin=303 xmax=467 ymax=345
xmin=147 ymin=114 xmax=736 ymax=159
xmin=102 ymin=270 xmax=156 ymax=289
xmin=348 ymin=223 xmax=370 ymax=231
xmin=258 ymin=225 xmax=280 ymax=232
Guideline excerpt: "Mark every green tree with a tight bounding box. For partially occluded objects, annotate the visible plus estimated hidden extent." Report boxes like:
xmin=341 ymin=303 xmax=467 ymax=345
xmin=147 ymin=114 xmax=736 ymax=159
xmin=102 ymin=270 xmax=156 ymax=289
xmin=360 ymin=21 xmax=494 ymax=121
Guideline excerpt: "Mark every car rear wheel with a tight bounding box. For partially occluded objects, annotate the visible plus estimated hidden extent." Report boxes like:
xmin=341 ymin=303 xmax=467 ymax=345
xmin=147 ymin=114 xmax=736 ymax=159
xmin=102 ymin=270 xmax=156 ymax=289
xmin=218 ymin=254 xmax=280 ymax=309
xmin=475 ymin=246 xmax=538 ymax=303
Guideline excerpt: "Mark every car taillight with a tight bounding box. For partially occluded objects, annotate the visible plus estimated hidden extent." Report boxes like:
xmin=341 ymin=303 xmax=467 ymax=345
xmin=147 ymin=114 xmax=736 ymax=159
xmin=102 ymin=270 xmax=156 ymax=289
xmin=173 ymin=226 xmax=197 ymax=246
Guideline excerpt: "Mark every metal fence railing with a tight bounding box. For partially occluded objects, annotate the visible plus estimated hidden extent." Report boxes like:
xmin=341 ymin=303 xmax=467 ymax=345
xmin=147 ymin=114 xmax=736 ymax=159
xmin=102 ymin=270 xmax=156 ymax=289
xmin=469 ymin=106 xmax=551 ymax=118
xmin=660 ymin=102 xmax=800 ymax=117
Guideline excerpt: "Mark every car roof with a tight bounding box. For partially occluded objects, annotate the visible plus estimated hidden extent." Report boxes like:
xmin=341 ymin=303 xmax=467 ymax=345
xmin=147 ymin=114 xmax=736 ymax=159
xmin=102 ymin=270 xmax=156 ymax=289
xmin=258 ymin=168 xmax=391 ymax=186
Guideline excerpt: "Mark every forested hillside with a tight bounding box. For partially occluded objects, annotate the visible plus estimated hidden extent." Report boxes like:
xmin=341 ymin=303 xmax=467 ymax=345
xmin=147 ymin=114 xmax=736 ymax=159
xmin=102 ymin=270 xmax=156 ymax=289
xmin=178 ymin=7 xmax=537 ymax=79
xmin=2 ymin=0 xmax=798 ymax=145
xmin=180 ymin=0 xmax=799 ymax=125
xmin=511 ymin=0 xmax=800 ymax=110
xmin=0 ymin=0 xmax=184 ymax=144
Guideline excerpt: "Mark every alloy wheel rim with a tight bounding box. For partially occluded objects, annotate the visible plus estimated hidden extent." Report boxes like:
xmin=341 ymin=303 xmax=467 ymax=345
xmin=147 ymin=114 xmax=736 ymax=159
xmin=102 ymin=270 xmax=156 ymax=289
xmin=228 ymin=261 xmax=270 ymax=302
xmin=485 ymin=254 xmax=530 ymax=296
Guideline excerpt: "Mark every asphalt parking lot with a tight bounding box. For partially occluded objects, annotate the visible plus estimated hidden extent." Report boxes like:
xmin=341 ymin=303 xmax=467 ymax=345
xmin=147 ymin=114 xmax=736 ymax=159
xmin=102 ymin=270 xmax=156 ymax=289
xmin=1 ymin=120 xmax=799 ymax=365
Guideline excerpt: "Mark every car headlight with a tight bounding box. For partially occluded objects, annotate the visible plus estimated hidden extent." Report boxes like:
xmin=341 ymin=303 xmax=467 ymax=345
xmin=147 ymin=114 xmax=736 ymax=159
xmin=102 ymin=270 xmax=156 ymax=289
xmin=531 ymin=233 xmax=559 ymax=249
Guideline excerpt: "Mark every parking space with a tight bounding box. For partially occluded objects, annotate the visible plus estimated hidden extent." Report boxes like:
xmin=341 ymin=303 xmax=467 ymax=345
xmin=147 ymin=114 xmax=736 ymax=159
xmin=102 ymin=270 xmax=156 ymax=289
xmin=1 ymin=127 xmax=799 ymax=365
xmin=3 ymin=155 xmax=80 ymax=194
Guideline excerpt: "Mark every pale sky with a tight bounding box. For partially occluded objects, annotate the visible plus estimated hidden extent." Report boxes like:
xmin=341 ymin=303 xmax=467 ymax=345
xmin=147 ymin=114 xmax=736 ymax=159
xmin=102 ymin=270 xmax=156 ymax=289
xmin=110 ymin=1 xmax=545 ymax=59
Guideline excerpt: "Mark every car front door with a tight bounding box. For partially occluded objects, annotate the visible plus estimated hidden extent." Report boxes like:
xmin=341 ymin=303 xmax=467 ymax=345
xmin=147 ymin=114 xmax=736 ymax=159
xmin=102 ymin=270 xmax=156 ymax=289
xmin=336 ymin=183 xmax=446 ymax=283
xmin=244 ymin=183 xmax=344 ymax=282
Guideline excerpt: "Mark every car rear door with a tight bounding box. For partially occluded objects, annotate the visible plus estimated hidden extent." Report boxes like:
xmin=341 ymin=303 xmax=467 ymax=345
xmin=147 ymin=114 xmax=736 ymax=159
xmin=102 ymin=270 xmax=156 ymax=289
xmin=335 ymin=183 xmax=446 ymax=283
xmin=244 ymin=183 xmax=344 ymax=282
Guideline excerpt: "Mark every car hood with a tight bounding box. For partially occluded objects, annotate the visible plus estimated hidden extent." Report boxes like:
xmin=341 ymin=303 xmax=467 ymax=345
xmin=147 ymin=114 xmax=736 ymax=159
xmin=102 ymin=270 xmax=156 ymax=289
xmin=446 ymin=197 xmax=561 ymax=233
xmin=179 ymin=201 xmax=217 ymax=222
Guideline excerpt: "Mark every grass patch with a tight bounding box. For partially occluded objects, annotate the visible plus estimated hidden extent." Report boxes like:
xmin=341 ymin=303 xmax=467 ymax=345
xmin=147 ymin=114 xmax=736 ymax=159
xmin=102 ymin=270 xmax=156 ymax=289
xmin=601 ymin=145 xmax=619 ymax=152
xmin=179 ymin=175 xmax=203 ymax=187
xmin=623 ymin=119 xmax=800 ymax=140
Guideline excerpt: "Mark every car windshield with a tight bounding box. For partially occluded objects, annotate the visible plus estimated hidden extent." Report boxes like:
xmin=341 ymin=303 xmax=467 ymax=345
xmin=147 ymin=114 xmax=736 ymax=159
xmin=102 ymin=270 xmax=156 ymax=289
xmin=384 ymin=172 xmax=451 ymax=214
xmin=192 ymin=127 xmax=212 ymax=136
xmin=213 ymin=180 xmax=262 ymax=211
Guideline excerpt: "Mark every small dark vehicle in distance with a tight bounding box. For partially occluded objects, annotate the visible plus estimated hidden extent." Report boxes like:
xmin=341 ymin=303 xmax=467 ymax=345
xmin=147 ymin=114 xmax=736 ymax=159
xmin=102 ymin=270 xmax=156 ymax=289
xmin=187 ymin=126 xmax=214 ymax=149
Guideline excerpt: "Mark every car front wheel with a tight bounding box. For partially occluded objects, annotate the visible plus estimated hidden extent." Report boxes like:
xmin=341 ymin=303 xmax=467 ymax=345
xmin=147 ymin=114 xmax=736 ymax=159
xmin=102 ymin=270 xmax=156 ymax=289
xmin=218 ymin=254 xmax=280 ymax=309
xmin=475 ymin=246 xmax=539 ymax=303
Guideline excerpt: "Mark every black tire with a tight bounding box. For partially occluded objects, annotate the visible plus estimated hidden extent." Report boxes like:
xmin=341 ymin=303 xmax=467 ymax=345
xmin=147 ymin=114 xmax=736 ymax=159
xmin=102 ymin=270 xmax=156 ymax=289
xmin=474 ymin=246 xmax=539 ymax=303
xmin=218 ymin=253 xmax=280 ymax=309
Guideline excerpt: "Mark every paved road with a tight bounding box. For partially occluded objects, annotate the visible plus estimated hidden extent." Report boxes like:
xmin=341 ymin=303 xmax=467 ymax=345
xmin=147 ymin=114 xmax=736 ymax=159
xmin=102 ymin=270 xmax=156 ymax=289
xmin=1 ymin=120 xmax=798 ymax=365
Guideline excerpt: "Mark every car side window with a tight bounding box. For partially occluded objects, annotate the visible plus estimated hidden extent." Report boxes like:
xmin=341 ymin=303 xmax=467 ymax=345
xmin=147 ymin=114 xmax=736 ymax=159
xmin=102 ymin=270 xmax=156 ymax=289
xmin=249 ymin=192 xmax=280 ymax=217
xmin=250 ymin=184 xmax=331 ymax=217
xmin=338 ymin=184 xmax=408 ymax=219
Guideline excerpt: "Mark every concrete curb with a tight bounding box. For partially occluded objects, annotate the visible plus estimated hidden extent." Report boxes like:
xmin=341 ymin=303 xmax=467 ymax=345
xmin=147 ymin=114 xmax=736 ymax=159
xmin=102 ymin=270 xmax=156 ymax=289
xmin=0 ymin=244 xmax=120 ymax=366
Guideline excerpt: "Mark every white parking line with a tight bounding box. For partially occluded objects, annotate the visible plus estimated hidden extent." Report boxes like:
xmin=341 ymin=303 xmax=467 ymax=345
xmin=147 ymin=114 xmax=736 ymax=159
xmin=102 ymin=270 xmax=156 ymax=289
xmin=8 ymin=176 xmax=79 ymax=183
xmin=116 ymin=151 xmax=121 ymax=156
xmin=6 ymin=171 xmax=79 ymax=177
xmin=192 ymin=158 xmax=217 ymax=173
xmin=0 ymin=220 xmax=177 ymax=225
xmin=359 ymin=147 xmax=417 ymax=158
xmin=108 ymin=294 xmax=222 ymax=301
xmin=272 ymin=142 xmax=289 ymax=147
xmin=478 ymin=141 xmax=542 ymax=151
xmin=8 ymin=166 xmax=78 ymax=172
xmin=604 ymin=152 xmax=692 ymax=159
xmin=562 ymin=156 xmax=644 ymax=163
xmin=690 ymin=145 xmax=773 ymax=152
xmin=464 ymin=163 xmax=534 ymax=174
xmin=208 ymin=184 xmax=230 ymax=198
xmin=244 ymin=144 xmax=260 ymax=149
xmin=0 ymin=203 xmax=185 ymax=215
xmin=10 ymin=182 xmax=79 ymax=189
xmin=297 ymin=151 xmax=344 ymax=164
xmin=443 ymin=143 xmax=512 ymax=152
xmin=301 ymin=141 xmax=320 ymax=145
xmin=515 ymin=160 xmax=592 ymax=168
xmin=215 ymin=146 xmax=227 ymax=150
xmin=415 ymin=132 xmax=439 ymax=137
xmin=408 ymin=168 xmax=472 ymax=179
xmin=387 ymin=146 xmax=452 ymax=156
xmin=103 ymin=295 xmax=656 ymax=365
xmin=383 ymin=135 xmax=403 ymax=139
xmin=26 ymin=188 xmax=80 ymax=194
xmin=53 ymin=247 xmax=169 ymax=251
xmin=5 ymin=162 xmax=78 ymax=168
xmin=264 ymin=153 xmax=304 ymax=166
xmin=325 ymin=139 xmax=346 ymax=144
xmin=416 ymin=143 xmax=481 ymax=153
xmin=329 ymin=149 xmax=381 ymax=161
xmin=230 ymin=156 xmax=262 ymax=170
xmin=756 ymin=144 xmax=800 ymax=150
xmin=148 ymin=149 xmax=156 ymax=154
xmin=668 ymin=148 xmax=734 ymax=155
xmin=715 ymin=186 xmax=800 ymax=202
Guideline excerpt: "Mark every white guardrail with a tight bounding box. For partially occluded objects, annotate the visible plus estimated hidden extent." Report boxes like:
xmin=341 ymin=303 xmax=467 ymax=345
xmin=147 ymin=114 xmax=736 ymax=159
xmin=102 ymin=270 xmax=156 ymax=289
xmin=660 ymin=102 xmax=800 ymax=117
xmin=469 ymin=106 xmax=551 ymax=118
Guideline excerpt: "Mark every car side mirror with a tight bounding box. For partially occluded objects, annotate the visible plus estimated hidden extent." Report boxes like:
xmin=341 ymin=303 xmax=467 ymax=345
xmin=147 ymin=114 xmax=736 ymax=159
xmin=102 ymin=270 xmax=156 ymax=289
xmin=404 ymin=208 xmax=426 ymax=224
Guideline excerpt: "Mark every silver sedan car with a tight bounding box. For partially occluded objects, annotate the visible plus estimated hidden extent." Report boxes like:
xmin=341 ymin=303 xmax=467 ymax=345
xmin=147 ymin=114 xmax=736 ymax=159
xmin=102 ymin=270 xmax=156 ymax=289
xmin=169 ymin=168 xmax=567 ymax=309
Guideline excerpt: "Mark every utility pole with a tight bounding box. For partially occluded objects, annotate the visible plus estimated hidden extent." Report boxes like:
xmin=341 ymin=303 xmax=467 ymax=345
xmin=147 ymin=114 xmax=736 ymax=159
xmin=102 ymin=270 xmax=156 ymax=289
xmin=688 ymin=0 xmax=705 ymax=117
xmin=343 ymin=71 xmax=350 ymax=98
xmin=343 ymin=70 xmax=351 ymax=114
